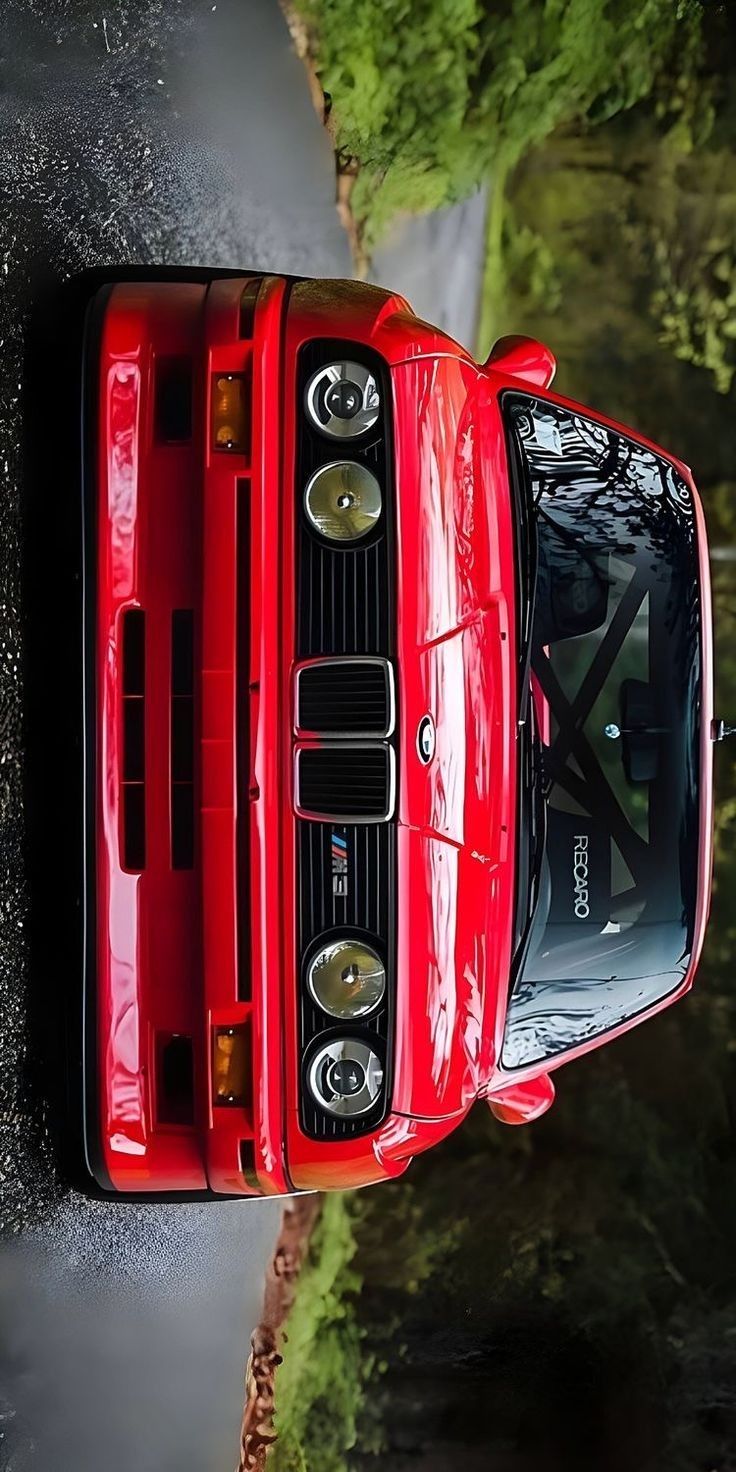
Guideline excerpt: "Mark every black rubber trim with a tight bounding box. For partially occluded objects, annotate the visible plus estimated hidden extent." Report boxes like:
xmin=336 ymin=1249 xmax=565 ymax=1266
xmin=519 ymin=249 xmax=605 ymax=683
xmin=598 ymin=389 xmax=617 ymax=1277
xmin=80 ymin=283 xmax=115 ymax=1195
xmin=75 ymin=263 xmax=305 ymax=292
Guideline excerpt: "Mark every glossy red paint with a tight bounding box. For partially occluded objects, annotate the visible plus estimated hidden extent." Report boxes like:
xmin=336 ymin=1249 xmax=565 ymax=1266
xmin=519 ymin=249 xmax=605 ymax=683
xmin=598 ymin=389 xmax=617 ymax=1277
xmin=487 ymin=1073 xmax=555 ymax=1127
xmin=86 ymin=272 xmax=714 ymax=1197
xmin=385 ymin=354 xmax=517 ymax=1122
xmin=484 ymin=333 xmax=557 ymax=389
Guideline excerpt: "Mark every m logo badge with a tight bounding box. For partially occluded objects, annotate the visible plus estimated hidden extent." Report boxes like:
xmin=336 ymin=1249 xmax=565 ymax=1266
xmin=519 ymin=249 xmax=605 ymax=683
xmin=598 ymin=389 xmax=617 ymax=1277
xmin=331 ymin=830 xmax=348 ymax=897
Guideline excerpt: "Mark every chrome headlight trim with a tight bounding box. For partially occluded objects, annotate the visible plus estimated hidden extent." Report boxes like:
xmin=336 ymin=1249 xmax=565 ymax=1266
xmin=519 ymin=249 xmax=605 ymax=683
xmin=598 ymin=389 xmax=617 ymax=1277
xmin=307 ymin=1037 xmax=384 ymax=1117
xmin=306 ymin=938 xmax=386 ymax=1020
xmin=304 ymin=359 xmax=381 ymax=440
xmin=303 ymin=460 xmax=382 ymax=543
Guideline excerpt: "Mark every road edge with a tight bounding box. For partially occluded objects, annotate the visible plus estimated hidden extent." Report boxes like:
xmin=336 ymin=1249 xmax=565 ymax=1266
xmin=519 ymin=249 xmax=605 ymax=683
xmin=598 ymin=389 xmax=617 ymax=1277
xmin=277 ymin=1 xmax=367 ymax=277
xmin=236 ymin=1195 xmax=322 ymax=1471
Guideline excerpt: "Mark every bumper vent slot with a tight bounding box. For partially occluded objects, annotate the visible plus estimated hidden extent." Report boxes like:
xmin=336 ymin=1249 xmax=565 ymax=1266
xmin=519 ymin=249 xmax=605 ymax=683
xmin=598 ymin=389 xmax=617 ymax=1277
xmin=171 ymin=610 xmax=194 ymax=870
xmin=121 ymin=609 xmax=146 ymax=870
xmin=123 ymin=607 xmax=145 ymax=694
xmin=156 ymin=1032 xmax=194 ymax=1126
xmin=296 ymin=744 xmax=394 ymax=822
xmin=123 ymin=787 xmax=145 ymax=872
xmin=123 ymin=698 xmax=144 ymax=782
xmin=296 ymin=658 xmax=393 ymax=737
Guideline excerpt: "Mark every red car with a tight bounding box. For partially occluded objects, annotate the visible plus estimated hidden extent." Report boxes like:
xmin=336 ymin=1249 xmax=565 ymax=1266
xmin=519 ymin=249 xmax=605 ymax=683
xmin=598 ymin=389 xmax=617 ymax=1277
xmin=81 ymin=272 xmax=714 ymax=1197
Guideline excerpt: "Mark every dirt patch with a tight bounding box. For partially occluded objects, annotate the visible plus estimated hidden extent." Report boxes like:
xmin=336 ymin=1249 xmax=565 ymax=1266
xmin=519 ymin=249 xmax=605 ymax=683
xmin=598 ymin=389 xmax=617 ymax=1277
xmin=236 ymin=1196 xmax=322 ymax=1472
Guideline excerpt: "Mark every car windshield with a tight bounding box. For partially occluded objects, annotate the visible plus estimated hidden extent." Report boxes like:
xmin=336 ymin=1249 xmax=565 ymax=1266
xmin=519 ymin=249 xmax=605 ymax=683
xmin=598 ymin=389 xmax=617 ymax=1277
xmin=502 ymin=393 xmax=702 ymax=1072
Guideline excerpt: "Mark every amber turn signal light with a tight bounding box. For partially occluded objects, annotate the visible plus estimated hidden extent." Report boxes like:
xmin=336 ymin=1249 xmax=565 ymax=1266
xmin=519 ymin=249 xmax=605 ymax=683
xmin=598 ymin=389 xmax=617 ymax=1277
xmin=211 ymin=373 xmax=248 ymax=452
xmin=212 ymin=1024 xmax=250 ymax=1106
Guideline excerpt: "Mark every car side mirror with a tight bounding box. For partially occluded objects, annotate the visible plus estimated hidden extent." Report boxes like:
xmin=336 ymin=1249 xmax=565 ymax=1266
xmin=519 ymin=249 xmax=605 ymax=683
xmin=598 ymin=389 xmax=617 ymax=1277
xmin=487 ymin=1073 xmax=555 ymax=1126
xmin=484 ymin=334 xmax=557 ymax=389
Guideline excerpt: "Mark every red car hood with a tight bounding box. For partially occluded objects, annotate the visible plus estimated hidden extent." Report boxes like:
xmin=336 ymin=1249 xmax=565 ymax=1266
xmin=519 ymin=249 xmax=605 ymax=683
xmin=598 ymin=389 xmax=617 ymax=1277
xmin=390 ymin=355 xmax=518 ymax=1119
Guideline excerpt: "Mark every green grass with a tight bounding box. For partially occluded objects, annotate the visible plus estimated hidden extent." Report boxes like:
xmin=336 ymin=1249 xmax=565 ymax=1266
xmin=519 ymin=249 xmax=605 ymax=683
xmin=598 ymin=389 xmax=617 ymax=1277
xmin=270 ymin=1195 xmax=364 ymax=1472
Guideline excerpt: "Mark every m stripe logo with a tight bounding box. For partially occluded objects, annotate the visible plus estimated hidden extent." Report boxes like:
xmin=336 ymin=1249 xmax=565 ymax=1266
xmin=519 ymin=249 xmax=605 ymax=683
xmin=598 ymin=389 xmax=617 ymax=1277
xmin=331 ymin=830 xmax=348 ymax=896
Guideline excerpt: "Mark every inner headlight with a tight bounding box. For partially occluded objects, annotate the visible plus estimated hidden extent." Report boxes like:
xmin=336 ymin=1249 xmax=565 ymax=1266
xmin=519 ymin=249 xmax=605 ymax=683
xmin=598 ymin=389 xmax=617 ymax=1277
xmin=304 ymin=461 xmax=382 ymax=542
xmin=305 ymin=360 xmax=380 ymax=440
xmin=307 ymin=1038 xmax=383 ymax=1117
xmin=307 ymin=939 xmax=385 ymax=1020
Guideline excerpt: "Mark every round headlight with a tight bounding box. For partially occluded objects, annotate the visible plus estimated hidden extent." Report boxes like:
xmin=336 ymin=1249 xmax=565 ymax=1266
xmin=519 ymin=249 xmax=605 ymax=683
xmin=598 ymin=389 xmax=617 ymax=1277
xmin=307 ymin=939 xmax=386 ymax=1020
xmin=305 ymin=360 xmax=380 ymax=440
xmin=304 ymin=461 xmax=382 ymax=542
xmin=307 ymin=1038 xmax=383 ymax=1117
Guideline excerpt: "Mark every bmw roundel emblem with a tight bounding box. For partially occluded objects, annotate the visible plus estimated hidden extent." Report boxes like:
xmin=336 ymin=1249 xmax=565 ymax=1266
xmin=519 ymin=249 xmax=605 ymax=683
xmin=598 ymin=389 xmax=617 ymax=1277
xmin=417 ymin=714 xmax=435 ymax=765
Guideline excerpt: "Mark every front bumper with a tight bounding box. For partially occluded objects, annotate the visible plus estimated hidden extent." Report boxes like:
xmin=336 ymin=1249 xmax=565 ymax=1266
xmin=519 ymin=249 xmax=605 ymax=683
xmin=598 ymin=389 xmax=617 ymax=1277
xmin=82 ymin=273 xmax=410 ymax=1196
xmin=83 ymin=274 xmax=296 ymax=1194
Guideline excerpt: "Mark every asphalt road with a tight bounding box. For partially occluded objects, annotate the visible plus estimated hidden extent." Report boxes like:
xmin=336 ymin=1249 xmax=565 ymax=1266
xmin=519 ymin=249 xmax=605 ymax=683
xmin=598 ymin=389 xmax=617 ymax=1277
xmin=371 ymin=188 xmax=488 ymax=353
xmin=0 ymin=2 xmax=349 ymax=1468
xmin=0 ymin=2 xmax=487 ymax=1465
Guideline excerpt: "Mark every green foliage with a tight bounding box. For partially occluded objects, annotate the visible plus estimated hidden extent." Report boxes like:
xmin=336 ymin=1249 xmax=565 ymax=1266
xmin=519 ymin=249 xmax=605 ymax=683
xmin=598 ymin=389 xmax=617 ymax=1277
xmin=271 ymin=1179 xmax=459 ymax=1471
xmin=301 ymin=0 xmax=705 ymax=248
xmin=301 ymin=0 xmax=481 ymax=245
xmin=474 ymin=0 xmax=703 ymax=168
xmin=503 ymin=218 xmax=562 ymax=317
xmin=350 ymin=1176 xmax=461 ymax=1296
xmin=482 ymin=120 xmax=736 ymax=460
xmin=302 ymin=0 xmax=480 ymax=161
xmin=276 ymin=8 xmax=736 ymax=1466
xmin=645 ymin=154 xmax=736 ymax=393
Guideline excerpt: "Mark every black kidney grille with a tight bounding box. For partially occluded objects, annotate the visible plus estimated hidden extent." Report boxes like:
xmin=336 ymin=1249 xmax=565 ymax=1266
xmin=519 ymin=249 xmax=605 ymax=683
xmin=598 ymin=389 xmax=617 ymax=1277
xmin=297 ymin=659 xmax=392 ymax=736
xmin=296 ymin=339 xmax=393 ymax=659
xmin=297 ymin=745 xmax=392 ymax=821
xmin=295 ymin=342 xmax=396 ymax=1140
xmin=297 ymin=820 xmax=394 ymax=1138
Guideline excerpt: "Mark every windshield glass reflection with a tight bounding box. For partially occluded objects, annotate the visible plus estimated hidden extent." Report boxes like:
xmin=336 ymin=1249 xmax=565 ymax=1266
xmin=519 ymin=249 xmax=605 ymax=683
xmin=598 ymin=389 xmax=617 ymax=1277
xmin=502 ymin=394 xmax=702 ymax=1071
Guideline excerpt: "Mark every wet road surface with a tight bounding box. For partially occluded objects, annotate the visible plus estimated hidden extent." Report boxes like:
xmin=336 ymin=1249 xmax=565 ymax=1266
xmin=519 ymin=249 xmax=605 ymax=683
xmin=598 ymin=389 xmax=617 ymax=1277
xmin=0 ymin=1 xmax=487 ymax=1464
xmin=0 ymin=1 xmax=348 ymax=1467
xmin=0 ymin=1203 xmax=282 ymax=1471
